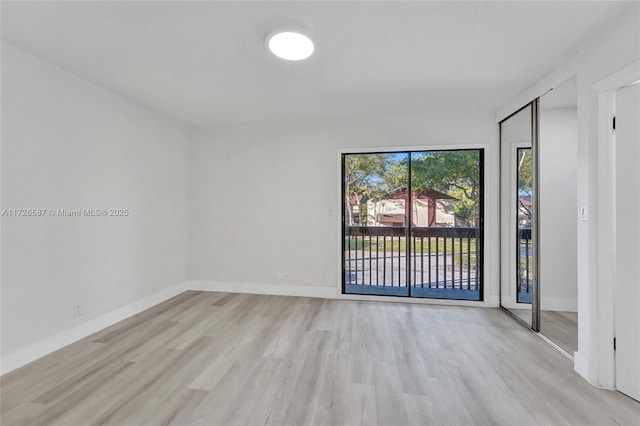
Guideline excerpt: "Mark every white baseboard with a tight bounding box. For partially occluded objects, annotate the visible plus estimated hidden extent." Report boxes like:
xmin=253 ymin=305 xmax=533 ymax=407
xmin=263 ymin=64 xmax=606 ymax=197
xmin=540 ymin=297 xmax=578 ymax=312
xmin=573 ymin=351 xmax=615 ymax=390
xmin=574 ymin=351 xmax=589 ymax=380
xmin=338 ymin=292 xmax=498 ymax=308
xmin=501 ymin=296 xmax=577 ymax=313
xmin=185 ymin=280 xmax=337 ymax=299
xmin=0 ymin=281 xmax=190 ymax=375
xmin=487 ymin=295 xmax=500 ymax=307
xmin=500 ymin=296 xmax=533 ymax=310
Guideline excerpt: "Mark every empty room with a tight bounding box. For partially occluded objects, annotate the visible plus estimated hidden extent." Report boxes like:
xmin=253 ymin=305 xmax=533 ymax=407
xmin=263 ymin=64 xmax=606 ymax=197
xmin=1 ymin=1 xmax=640 ymax=425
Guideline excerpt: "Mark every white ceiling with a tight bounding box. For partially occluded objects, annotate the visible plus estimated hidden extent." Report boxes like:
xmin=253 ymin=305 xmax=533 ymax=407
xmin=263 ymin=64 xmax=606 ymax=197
xmin=1 ymin=1 xmax=631 ymax=126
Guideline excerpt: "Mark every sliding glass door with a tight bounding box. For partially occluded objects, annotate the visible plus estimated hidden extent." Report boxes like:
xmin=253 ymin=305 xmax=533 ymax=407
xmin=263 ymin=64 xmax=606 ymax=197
xmin=342 ymin=149 xmax=483 ymax=301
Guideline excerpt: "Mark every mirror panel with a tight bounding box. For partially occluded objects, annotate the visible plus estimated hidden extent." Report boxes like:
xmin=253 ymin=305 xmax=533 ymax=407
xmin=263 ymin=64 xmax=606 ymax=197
xmin=500 ymin=104 xmax=534 ymax=327
xmin=538 ymin=75 xmax=578 ymax=354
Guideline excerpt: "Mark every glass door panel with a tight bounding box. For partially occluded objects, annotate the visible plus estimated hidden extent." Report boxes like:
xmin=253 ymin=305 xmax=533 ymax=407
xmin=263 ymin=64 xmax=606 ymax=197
xmin=343 ymin=153 xmax=409 ymax=296
xmin=342 ymin=149 xmax=483 ymax=301
xmin=409 ymin=150 xmax=482 ymax=300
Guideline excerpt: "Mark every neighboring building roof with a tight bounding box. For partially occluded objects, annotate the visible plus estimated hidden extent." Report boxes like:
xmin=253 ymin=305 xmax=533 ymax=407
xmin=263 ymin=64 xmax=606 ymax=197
xmin=377 ymin=214 xmax=405 ymax=224
xmin=387 ymin=188 xmax=457 ymax=201
xmin=518 ymin=195 xmax=532 ymax=220
xmin=349 ymin=188 xmax=456 ymax=207
xmin=518 ymin=195 xmax=532 ymax=207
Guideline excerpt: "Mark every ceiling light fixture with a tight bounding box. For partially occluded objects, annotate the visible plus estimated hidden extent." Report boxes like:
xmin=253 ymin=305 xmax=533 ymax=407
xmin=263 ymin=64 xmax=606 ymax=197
xmin=267 ymin=31 xmax=314 ymax=61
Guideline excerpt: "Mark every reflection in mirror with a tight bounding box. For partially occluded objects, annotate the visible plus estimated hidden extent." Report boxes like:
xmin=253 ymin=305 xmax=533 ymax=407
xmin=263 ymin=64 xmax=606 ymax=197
xmin=500 ymin=104 xmax=533 ymax=327
xmin=517 ymin=148 xmax=533 ymax=305
xmin=539 ymin=75 xmax=578 ymax=354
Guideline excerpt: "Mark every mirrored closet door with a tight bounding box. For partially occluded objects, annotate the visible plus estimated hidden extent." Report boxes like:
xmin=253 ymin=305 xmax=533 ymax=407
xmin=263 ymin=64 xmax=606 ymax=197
xmin=500 ymin=76 xmax=579 ymax=357
xmin=538 ymin=76 xmax=578 ymax=355
xmin=500 ymin=102 xmax=537 ymax=329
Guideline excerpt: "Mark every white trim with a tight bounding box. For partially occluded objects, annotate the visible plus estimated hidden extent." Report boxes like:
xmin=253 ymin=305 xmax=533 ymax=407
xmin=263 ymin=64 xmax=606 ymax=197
xmin=0 ymin=281 xmax=190 ymax=375
xmin=510 ymin=140 xmax=531 ymax=303
xmin=590 ymin=59 xmax=640 ymax=388
xmin=185 ymin=280 xmax=337 ymax=299
xmin=574 ymin=351 xmax=589 ymax=379
xmin=336 ymin=143 xmax=487 ymax=155
xmin=594 ymin=88 xmax=616 ymax=388
xmin=335 ymin=143 xmax=495 ymax=307
xmin=499 ymin=298 xmax=575 ymax=315
xmin=496 ymin=55 xmax=579 ymax=122
xmin=593 ymin=61 xmax=640 ymax=91
xmin=337 ymin=292 xmax=498 ymax=307
xmin=336 ymin=149 xmax=344 ymax=296
xmin=191 ymin=279 xmax=500 ymax=307
xmin=500 ymin=296 xmax=535 ymax=311
xmin=539 ymin=297 xmax=578 ymax=313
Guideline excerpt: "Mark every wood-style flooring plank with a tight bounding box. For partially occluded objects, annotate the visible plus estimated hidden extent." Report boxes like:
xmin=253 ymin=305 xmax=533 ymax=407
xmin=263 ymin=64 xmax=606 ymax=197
xmin=345 ymin=383 xmax=377 ymax=426
xmin=2 ymin=291 xmax=639 ymax=426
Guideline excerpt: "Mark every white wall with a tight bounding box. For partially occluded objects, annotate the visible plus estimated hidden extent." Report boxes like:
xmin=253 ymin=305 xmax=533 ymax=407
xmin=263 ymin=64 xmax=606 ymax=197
xmin=189 ymin=114 xmax=500 ymax=304
xmin=1 ymin=44 xmax=190 ymax=359
xmin=539 ymin=107 xmax=578 ymax=312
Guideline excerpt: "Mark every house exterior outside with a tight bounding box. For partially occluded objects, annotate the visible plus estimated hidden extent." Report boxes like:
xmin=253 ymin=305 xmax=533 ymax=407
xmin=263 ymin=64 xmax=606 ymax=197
xmin=518 ymin=194 xmax=532 ymax=227
xmin=366 ymin=189 xmax=456 ymax=227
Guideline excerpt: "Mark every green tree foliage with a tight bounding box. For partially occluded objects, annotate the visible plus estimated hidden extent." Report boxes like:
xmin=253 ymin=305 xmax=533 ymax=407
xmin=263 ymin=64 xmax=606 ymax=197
xmin=410 ymin=151 xmax=480 ymax=226
xmin=381 ymin=159 xmax=408 ymax=194
xmin=343 ymin=154 xmax=389 ymax=225
xmin=449 ymin=187 xmax=475 ymax=226
xmin=344 ymin=151 xmax=482 ymax=227
xmin=518 ymin=149 xmax=532 ymax=193
xmin=517 ymin=148 xmax=532 ymax=222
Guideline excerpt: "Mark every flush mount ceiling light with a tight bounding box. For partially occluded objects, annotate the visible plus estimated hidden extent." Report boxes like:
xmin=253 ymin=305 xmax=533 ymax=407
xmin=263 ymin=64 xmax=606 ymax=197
xmin=267 ymin=31 xmax=314 ymax=61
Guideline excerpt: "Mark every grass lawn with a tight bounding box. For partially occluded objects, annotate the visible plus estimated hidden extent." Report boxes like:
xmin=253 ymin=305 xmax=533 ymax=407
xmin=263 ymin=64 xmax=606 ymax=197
xmin=345 ymin=236 xmax=478 ymax=255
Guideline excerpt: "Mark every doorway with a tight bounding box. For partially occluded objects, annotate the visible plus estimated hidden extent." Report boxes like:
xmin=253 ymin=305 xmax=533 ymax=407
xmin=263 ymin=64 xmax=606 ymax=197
xmin=342 ymin=149 xmax=484 ymax=301
xmin=613 ymin=81 xmax=640 ymax=402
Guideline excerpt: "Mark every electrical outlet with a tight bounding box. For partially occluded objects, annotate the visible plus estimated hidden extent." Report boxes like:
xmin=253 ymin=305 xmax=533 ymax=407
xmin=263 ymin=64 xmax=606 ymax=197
xmin=73 ymin=304 xmax=82 ymax=317
xmin=139 ymin=281 xmax=145 ymax=292
xmin=277 ymin=270 xmax=286 ymax=280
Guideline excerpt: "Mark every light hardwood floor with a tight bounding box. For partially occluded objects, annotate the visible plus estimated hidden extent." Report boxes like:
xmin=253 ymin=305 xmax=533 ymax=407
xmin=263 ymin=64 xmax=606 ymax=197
xmin=2 ymin=291 xmax=639 ymax=425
